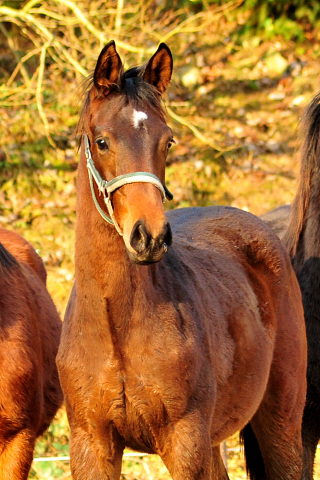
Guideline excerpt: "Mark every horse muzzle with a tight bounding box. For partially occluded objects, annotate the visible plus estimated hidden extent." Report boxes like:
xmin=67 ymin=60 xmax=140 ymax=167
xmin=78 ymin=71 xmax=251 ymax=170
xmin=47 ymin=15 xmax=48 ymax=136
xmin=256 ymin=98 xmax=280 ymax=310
xmin=128 ymin=220 xmax=172 ymax=265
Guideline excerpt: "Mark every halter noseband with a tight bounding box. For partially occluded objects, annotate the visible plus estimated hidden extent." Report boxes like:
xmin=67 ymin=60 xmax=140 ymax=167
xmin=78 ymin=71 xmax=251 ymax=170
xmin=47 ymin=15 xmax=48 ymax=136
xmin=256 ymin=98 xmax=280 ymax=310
xmin=84 ymin=134 xmax=173 ymax=236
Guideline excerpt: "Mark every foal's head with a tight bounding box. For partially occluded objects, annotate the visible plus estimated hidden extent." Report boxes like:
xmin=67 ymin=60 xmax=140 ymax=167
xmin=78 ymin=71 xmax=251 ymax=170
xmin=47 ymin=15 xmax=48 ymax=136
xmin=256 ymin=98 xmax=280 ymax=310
xmin=78 ymin=41 xmax=174 ymax=265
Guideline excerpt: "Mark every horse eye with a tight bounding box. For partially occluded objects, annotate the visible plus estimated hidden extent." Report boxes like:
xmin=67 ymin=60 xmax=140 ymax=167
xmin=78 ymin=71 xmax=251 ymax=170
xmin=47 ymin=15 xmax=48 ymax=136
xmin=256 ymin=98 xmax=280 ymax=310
xmin=95 ymin=138 xmax=109 ymax=152
xmin=167 ymin=138 xmax=176 ymax=150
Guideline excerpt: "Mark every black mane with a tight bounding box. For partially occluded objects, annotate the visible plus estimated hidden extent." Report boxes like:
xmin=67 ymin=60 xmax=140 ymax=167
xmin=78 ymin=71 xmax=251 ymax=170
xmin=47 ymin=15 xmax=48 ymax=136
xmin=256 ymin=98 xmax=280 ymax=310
xmin=283 ymin=92 xmax=320 ymax=260
xmin=0 ymin=242 xmax=19 ymax=278
xmin=76 ymin=63 xmax=166 ymax=137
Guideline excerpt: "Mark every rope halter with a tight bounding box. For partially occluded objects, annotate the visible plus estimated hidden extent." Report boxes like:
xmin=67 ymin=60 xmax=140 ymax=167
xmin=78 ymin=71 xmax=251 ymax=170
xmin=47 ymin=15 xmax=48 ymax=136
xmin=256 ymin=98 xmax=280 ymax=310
xmin=84 ymin=134 xmax=173 ymax=236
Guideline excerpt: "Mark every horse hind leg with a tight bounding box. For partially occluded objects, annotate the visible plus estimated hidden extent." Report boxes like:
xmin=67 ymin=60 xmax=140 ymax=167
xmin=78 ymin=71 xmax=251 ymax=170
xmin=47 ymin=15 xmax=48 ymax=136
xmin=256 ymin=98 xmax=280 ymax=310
xmin=0 ymin=428 xmax=36 ymax=480
xmin=301 ymin=401 xmax=320 ymax=480
xmin=244 ymin=410 xmax=304 ymax=480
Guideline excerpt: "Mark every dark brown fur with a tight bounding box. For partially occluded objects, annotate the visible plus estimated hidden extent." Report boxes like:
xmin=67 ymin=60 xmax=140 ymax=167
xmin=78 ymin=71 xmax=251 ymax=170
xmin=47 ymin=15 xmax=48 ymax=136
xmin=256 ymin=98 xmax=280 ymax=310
xmin=0 ymin=227 xmax=63 ymax=479
xmin=57 ymin=41 xmax=307 ymax=480
xmin=263 ymin=92 xmax=320 ymax=480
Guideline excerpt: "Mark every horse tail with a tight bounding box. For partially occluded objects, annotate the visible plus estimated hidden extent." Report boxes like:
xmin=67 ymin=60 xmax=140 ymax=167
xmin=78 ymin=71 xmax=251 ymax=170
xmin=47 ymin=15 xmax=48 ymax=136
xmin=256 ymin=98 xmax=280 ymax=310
xmin=240 ymin=423 xmax=266 ymax=480
xmin=283 ymin=92 xmax=320 ymax=259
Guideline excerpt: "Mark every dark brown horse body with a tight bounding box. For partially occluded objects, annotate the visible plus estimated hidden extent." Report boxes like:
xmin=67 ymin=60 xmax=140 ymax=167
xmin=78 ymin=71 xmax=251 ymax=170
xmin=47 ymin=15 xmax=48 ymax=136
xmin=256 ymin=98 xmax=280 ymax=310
xmin=262 ymin=93 xmax=320 ymax=480
xmin=260 ymin=204 xmax=290 ymax=240
xmin=0 ymin=227 xmax=63 ymax=479
xmin=57 ymin=42 xmax=307 ymax=479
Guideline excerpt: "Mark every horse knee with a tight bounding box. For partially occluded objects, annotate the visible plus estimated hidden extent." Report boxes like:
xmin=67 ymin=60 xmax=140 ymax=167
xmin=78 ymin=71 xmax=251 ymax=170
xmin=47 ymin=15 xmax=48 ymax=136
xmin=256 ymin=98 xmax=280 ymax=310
xmin=0 ymin=428 xmax=36 ymax=480
xmin=68 ymin=426 xmax=123 ymax=480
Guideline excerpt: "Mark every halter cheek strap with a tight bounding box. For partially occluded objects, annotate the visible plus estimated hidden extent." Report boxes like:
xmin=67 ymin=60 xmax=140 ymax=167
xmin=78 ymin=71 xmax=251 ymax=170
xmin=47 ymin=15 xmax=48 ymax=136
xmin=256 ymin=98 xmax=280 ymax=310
xmin=84 ymin=134 xmax=173 ymax=236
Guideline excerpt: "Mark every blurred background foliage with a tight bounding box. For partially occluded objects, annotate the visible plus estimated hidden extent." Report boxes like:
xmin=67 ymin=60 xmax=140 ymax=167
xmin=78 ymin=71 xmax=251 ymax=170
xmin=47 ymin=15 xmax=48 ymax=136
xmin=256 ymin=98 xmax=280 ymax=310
xmin=1 ymin=0 xmax=320 ymax=478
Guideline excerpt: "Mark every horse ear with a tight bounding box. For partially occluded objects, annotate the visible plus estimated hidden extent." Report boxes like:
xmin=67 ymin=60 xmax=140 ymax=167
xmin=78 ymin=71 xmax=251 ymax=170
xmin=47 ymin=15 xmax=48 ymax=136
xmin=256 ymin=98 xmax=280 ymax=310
xmin=143 ymin=43 xmax=173 ymax=94
xmin=94 ymin=40 xmax=123 ymax=96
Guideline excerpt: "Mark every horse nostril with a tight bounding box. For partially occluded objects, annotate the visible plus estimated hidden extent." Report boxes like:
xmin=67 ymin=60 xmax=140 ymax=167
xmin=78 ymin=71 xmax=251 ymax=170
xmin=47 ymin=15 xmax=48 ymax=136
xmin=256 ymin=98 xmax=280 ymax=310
xmin=130 ymin=221 xmax=150 ymax=254
xmin=163 ymin=222 xmax=172 ymax=248
xmin=155 ymin=222 xmax=172 ymax=254
xmin=130 ymin=221 xmax=172 ymax=259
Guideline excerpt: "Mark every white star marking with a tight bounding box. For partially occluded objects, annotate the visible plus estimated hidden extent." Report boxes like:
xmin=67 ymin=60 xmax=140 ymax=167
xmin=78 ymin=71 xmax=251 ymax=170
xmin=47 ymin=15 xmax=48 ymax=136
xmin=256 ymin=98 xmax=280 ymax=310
xmin=133 ymin=110 xmax=148 ymax=129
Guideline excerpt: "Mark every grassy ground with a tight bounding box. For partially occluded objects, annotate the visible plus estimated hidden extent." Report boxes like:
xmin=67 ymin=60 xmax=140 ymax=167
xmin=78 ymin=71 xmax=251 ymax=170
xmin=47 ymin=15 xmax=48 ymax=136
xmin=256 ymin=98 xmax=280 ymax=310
xmin=29 ymin=418 xmax=320 ymax=479
xmin=1 ymin=1 xmax=320 ymax=478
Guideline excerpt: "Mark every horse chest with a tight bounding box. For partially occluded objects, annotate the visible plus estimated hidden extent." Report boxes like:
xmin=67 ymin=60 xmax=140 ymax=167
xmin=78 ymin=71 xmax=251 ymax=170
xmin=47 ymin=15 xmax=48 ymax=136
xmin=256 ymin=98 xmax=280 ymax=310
xmin=74 ymin=347 xmax=194 ymax=453
xmin=60 ymin=275 xmax=274 ymax=452
xmin=64 ymin=310 xmax=208 ymax=452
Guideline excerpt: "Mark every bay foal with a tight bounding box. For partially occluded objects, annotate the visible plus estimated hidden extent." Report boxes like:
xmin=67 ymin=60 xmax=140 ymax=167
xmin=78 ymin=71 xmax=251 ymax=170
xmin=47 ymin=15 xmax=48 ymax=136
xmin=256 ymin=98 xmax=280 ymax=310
xmin=57 ymin=41 xmax=307 ymax=480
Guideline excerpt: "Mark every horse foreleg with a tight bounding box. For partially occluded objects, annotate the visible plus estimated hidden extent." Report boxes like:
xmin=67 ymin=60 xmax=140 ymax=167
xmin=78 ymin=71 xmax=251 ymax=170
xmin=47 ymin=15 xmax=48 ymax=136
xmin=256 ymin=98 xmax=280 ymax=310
xmin=161 ymin=413 xmax=229 ymax=480
xmin=0 ymin=428 xmax=36 ymax=480
xmin=211 ymin=446 xmax=229 ymax=480
xmin=68 ymin=425 xmax=124 ymax=480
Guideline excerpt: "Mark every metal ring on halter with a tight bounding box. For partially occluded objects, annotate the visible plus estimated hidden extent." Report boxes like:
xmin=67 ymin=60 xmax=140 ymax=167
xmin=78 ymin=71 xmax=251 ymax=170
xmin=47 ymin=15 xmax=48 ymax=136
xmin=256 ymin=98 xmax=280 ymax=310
xmin=84 ymin=134 xmax=173 ymax=236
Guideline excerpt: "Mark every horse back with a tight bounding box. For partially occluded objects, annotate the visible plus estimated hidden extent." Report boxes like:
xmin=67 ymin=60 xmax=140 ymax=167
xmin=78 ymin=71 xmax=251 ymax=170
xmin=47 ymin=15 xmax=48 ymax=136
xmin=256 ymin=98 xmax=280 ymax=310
xmin=167 ymin=205 xmax=294 ymax=282
xmin=260 ymin=204 xmax=291 ymax=240
xmin=0 ymin=227 xmax=47 ymax=284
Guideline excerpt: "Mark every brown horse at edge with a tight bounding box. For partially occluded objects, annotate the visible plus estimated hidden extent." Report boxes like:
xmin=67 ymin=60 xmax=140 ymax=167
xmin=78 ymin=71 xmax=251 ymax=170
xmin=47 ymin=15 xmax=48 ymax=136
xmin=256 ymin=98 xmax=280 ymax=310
xmin=57 ymin=41 xmax=307 ymax=480
xmin=0 ymin=227 xmax=63 ymax=479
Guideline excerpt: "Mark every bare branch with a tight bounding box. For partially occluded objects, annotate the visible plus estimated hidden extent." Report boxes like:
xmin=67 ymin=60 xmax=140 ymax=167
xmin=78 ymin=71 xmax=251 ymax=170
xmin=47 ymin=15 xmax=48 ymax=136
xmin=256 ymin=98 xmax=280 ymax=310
xmin=167 ymin=106 xmax=224 ymax=152
xmin=36 ymin=42 xmax=56 ymax=147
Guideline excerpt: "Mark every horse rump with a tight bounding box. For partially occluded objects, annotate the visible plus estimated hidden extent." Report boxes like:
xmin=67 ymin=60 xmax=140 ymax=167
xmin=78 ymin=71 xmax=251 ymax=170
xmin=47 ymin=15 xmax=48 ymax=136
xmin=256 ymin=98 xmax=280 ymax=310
xmin=0 ymin=229 xmax=63 ymax=479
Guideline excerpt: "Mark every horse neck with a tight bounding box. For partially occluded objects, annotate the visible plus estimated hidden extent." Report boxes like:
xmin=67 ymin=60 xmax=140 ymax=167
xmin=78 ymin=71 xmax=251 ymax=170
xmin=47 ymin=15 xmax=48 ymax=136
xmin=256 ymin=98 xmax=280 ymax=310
xmin=283 ymin=157 xmax=320 ymax=273
xmin=283 ymin=92 xmax=320 ymax=272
